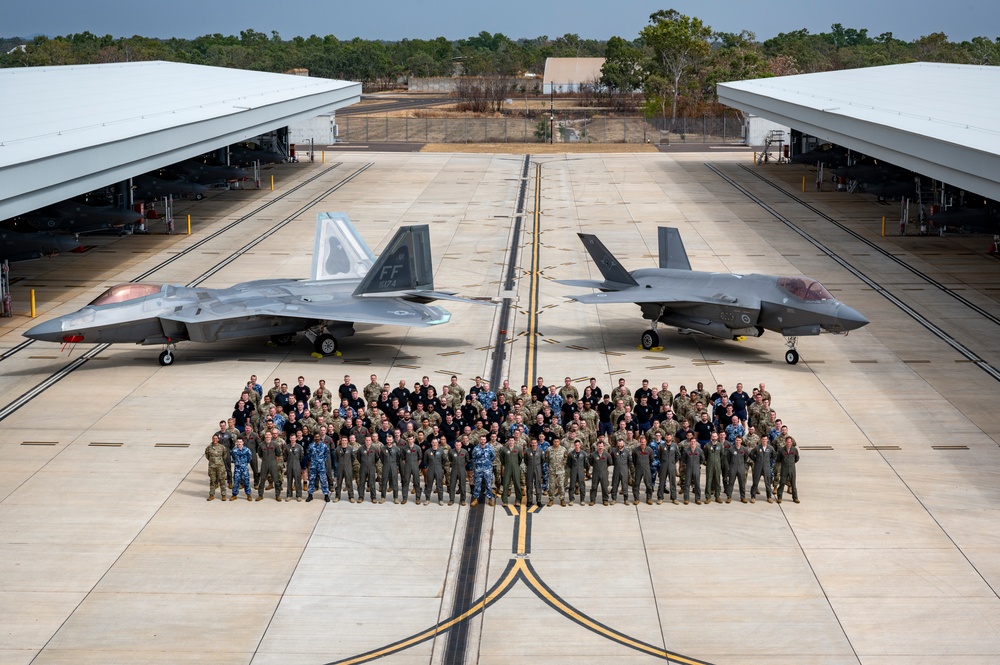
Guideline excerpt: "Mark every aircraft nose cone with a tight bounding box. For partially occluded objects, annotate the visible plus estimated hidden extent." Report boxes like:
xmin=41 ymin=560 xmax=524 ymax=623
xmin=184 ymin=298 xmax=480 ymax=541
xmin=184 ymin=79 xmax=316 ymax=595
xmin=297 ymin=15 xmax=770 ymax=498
xmin=23 ymin=317 xmax=66 ymax=342
xmin=837 ymin=304 xmax=869 ymax=331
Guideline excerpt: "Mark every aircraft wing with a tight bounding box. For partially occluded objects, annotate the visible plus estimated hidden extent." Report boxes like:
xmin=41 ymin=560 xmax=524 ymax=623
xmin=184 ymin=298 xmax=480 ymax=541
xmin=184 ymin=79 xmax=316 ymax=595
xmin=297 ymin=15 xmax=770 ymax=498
xmin=567 ymin=288 xmax=761 ymax=312
xmin=566 ymin=290 xmax=685 ymax=305
xmin=160 ymin=296 xmax=451 ymax=328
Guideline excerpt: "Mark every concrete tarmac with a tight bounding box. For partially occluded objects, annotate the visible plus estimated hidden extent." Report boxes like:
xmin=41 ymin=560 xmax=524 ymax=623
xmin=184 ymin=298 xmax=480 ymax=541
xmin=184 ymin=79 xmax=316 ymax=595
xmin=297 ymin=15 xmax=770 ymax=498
xmin=1 ymin=152 xmax=999 ymax=665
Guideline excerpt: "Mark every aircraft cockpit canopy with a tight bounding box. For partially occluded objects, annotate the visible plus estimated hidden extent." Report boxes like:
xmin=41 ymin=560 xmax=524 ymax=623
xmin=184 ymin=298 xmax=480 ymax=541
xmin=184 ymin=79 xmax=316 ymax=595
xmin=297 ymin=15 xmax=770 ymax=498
xmin=777 ymin=276 xmax=833 ymax=301
xmin=89 ymin=283 xmax=163 ymax=306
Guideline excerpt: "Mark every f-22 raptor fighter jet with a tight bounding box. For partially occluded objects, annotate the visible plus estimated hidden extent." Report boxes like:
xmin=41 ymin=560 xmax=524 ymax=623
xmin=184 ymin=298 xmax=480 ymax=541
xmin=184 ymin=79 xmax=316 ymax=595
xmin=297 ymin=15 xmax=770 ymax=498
xmin=559 ymin=228 xmax=868 ymax=364
xmin=25 ymin=214 xmax=486 ymax=365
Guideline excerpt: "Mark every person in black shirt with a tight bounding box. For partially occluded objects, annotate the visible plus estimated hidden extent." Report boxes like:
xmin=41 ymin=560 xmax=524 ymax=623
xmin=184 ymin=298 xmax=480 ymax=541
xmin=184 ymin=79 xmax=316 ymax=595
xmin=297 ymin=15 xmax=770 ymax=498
xmin=633 ymin=379 xmax=653 ymax=403
xmin=338 ymin=375 xmax=358 ymax=402
xmin=596 ymin=394 xmax=615 ymax=437
xmin=530 ymin=376 xmax=547 ymax=401
xmin=292 ymin=376 xmax=311 ymax=405
xmin=693 ymin=412 xmax=714 ymax=447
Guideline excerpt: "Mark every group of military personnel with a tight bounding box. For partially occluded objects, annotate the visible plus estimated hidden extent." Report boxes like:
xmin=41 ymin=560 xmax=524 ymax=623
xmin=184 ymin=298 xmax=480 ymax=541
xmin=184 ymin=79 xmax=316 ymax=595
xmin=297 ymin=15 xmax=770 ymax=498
xmin=205 ymin=372 xmax=801 ymax=507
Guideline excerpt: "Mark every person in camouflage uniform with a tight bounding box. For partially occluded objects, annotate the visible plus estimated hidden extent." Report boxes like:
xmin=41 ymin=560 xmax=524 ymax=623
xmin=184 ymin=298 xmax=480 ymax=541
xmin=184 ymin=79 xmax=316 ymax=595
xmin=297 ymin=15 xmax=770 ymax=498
xmin=205 ymin=434 xmax=228 ymax=500
xmin=545 ymin=438 xmax=568 ymax=507
xmin=230 ymin=438 xmax=253 ymax=501
xmin=470 ymin=435 xmax=496 ymax=507
xmin=306 ymin=436 xmax=330 ymax=502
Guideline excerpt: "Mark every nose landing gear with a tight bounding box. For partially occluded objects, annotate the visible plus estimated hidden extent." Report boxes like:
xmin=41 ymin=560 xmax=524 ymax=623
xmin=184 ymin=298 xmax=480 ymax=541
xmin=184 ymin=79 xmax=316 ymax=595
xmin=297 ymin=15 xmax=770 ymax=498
xmin=784 ymin=337 xmax=799 ymax=365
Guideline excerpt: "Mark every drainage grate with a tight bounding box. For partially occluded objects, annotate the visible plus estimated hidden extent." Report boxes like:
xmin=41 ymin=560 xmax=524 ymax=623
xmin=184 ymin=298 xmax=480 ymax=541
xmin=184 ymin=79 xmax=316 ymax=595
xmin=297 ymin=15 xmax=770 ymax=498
xmin=850 ymin=360 xmax=878 ymax=364
xmin=89 ymin=442 xmax=123 ymax=447
xmin=931 ymin=445 xmax=969 ymax=450
xmin=154 ymin=443 xmax=191 ymax=448
xmin=865 ymin=445 xmax=901 ymax=450
xmin=21 ymin=441 xmax=57 ymax=446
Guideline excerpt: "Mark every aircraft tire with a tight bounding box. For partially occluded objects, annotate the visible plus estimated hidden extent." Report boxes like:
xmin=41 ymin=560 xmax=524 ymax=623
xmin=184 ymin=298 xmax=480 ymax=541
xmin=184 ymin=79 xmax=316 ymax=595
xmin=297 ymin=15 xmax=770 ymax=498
xmin=158 ymin=350 xmax=174 ymax=366
xmin=315 ymin=333 xmax=338 ymax=356
xmin=641 ymin=329 xmax=659 ymax=350
xmin=270 ymin=333 xmax=295 ymax=346
xmin=194 ymin=193 xmax=204 ymax=201
xmin=785 ymin=349 xmax=799 ymax=365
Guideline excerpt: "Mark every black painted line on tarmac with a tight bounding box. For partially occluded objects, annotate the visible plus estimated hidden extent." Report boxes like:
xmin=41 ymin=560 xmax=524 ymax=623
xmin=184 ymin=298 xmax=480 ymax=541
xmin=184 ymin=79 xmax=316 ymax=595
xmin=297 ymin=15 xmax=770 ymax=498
xmin=443 ymin=153 xmax=531 ymax=665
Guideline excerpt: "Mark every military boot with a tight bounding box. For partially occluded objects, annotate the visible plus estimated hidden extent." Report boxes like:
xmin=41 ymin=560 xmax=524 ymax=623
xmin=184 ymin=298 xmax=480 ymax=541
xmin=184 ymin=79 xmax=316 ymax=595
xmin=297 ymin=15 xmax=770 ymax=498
xmin=546 ymin=499 xmax=554 ymax=507
xmin=560 ymin=499 xmax=567 ymax=507
xmin=207 ymin=494 xmax=214 ymax=501
xmin=470 ymin=498 xmax=478 ymax=507
xmin=487 ymin=498 xmax=495 ymax=506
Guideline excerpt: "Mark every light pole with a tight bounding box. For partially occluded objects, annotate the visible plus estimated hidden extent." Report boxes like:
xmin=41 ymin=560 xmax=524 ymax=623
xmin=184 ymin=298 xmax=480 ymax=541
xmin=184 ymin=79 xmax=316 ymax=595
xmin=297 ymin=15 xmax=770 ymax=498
xmin=549 ymin=87 xmax=554 ymax=144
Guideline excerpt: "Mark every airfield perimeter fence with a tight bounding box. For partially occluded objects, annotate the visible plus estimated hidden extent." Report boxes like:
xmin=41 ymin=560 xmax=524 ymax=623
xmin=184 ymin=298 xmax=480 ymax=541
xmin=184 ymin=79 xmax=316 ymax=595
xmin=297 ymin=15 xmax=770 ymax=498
xmin=339 ymin=114 xmax=745 ymax=145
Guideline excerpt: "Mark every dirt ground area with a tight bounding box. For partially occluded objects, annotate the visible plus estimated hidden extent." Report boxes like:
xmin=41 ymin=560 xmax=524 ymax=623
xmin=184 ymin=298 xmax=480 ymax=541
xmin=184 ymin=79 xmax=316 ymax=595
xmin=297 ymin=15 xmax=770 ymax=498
xmin=420 ymin=142 xmax=659 ymax=154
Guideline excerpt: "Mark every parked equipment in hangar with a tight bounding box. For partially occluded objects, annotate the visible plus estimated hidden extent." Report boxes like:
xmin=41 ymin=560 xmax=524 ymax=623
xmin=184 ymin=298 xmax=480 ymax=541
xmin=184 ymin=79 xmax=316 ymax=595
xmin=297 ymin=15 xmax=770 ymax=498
xmin=558 ymin=228 xmax=868 ymax=364
xmin=24 ymin=214 xmax=489 ymax=365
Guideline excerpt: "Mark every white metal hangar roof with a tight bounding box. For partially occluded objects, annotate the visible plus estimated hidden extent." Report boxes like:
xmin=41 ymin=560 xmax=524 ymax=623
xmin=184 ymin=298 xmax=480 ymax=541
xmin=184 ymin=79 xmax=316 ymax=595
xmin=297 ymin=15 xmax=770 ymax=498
xmin=718 ymin=62 xmax=1000 ymax=201
xmin=0 ymin=61 xmax=361 ymax=220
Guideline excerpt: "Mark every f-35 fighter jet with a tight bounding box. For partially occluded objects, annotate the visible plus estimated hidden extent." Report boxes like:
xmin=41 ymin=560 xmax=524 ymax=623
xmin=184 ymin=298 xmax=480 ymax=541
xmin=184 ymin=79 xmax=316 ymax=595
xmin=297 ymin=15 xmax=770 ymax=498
xmin=559 ymin=228 xmax=868 ymax=364
xmin=25 ymin=214 xmax=486 ymax=365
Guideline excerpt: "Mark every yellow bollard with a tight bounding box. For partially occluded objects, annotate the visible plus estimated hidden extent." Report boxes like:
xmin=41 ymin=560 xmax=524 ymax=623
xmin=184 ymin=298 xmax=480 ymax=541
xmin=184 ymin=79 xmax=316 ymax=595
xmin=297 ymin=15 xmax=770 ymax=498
xmin=187 ymin=214 xmax=191 ymax=235
xmin=753 ymin=151 xmax=756 ymax=164
xmin=30 ymin=289 xmax=36 ymax=318
xmin=270 ymin=175 xmax=274 ymax=191
xmin=882 ymin=216 xmax=886 ymax=237
xmin=322 ymin=150 xmax=325 ymax=164
xmin=801 ymin=176 xmax=806 ymax=192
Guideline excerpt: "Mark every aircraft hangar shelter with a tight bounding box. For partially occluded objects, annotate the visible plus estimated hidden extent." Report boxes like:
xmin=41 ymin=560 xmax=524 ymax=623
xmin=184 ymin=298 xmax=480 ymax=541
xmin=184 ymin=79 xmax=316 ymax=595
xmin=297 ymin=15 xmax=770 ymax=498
xmin=717 ymin=62 xmax=1000 ymax=202
xmin=0 ymin=61 xmax=361 ymax=220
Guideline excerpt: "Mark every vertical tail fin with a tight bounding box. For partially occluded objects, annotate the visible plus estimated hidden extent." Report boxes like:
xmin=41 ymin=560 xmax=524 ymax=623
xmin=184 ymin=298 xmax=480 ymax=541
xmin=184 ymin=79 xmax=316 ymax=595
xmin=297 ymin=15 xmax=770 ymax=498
xmin=311 ymin=213 xmax=376 ymax=281
xmin=353 ymin=224 xmax=434 ymax=296
xmin=577 ymin=233 xmax=639 ymax=287
xmin=658 ymin=227 xmax=691 ymax=270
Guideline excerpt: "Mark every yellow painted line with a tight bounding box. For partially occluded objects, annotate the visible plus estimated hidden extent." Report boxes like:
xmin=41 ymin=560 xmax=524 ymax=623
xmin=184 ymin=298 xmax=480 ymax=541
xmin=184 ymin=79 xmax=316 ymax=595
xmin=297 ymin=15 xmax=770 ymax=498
xmin=516 ymin=503 xmax=528 ymax=554
xmin=526 ymin=163 xmax=542 ymax=388
xmin=332 ymin=562 xmax=525 ymax=665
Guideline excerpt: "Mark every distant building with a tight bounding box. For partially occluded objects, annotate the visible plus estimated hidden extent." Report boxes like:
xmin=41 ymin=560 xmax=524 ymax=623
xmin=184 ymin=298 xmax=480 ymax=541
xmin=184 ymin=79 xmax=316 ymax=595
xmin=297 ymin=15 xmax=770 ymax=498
xmin=542 ymin=58 xmax=605 ymax=94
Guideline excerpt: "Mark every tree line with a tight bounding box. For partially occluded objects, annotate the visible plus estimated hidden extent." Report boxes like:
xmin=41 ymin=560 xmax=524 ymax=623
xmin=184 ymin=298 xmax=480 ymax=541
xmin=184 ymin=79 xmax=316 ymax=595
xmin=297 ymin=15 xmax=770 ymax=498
xmin=2 ymin=13 xmax=997 ymax=121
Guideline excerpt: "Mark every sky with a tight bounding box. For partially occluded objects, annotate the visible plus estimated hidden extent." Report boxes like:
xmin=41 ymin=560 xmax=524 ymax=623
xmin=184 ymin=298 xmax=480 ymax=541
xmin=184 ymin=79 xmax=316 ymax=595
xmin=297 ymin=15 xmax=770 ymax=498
xmin=3 ymin=0 xmax=997 ymax=43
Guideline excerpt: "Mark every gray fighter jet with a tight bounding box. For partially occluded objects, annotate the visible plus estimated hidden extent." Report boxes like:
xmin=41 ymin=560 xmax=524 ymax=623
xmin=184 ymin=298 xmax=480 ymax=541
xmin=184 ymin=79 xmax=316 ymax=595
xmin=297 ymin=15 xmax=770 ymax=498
xmin=0 ymin=230 xmax=81 ymax=262
xmin=24 ymin=214 xmax=486 ymax=365
xmin=5 ymin=199 xmax=144 ymax=235
xmin=559 ymin=228 xmax=868 ymax=364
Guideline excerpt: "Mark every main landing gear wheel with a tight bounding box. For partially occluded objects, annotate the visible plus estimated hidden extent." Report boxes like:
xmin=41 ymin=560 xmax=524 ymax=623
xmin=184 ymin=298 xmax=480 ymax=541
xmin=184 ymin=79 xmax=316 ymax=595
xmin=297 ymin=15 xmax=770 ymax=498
xmin=785 ymin=349 xmax=799 ymax=365
xmin=158 ymin=349 xmax=174 ymax=366
xmin=314 ymin=333 xmax=338 ymax=356
xmin=270 ymin=333 xmax=295 ymax=346
xmin=641 ymin=329 xmax=660 ymax=350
